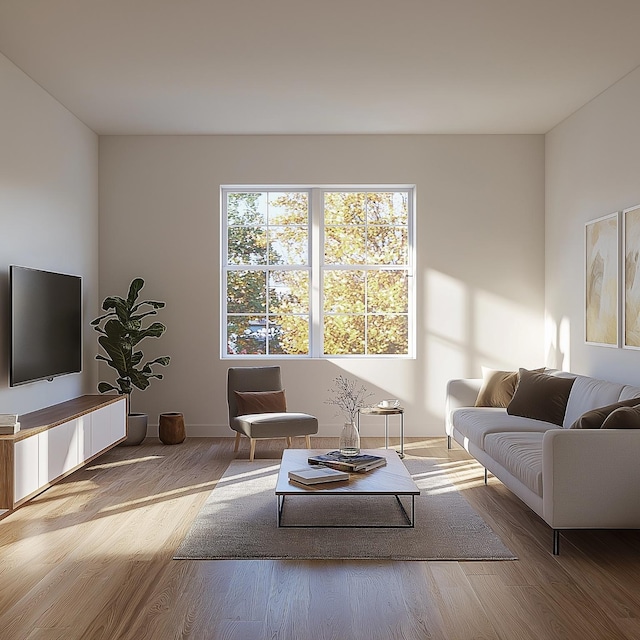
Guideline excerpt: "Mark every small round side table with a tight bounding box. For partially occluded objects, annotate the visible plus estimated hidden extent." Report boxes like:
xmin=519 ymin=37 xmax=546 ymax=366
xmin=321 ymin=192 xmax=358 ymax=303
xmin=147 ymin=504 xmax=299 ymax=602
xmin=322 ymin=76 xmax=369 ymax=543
xmin=158 ymin=412 xmax=186 ymax=445
xmin=357 ymin=406 xmax=405 ymax=458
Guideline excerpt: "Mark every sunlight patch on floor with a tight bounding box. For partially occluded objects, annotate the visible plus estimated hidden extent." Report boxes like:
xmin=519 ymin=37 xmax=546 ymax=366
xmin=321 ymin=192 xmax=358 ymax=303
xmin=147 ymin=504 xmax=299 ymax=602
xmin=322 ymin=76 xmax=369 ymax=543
xmin=87 ymin=455 xmax=163 ymax=470
xmin=217 ymin=464 xmax=280 ymax=486
xmin=97 ymin=480 xmax=217 ymax=514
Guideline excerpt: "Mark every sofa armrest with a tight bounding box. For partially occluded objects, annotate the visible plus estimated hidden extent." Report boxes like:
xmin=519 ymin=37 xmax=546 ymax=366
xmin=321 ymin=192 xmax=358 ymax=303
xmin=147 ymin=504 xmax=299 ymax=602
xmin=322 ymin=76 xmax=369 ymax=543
xmin=445 ymin=378 xmax=482 ymax=435
xmin=542 ymin=429 xmax=640 ymax=529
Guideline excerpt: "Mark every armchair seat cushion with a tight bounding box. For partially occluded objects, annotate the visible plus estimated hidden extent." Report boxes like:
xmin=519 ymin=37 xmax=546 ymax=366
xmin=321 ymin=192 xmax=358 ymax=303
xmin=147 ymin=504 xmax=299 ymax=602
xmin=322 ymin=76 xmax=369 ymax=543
xmin=234 ymin=412 xmax=318 ymax=439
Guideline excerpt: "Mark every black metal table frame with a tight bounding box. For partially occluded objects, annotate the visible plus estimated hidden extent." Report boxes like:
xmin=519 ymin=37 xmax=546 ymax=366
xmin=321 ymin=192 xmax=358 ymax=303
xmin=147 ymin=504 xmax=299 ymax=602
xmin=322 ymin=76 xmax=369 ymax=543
xmin=276 ymin=492 xmax=415 ymax=528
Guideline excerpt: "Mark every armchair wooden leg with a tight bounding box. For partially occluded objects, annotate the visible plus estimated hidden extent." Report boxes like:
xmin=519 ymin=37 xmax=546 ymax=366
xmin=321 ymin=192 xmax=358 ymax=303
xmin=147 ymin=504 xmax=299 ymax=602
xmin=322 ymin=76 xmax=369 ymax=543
xmin=305 ymin=435 xmax=311 ymax=449
xmin=286 ymin=437 xmax=292 ymax=448
xmin=234 ymin=432 xmax=241 ymax=452
xmin=249 ymin=438 xmax=257 ymax=462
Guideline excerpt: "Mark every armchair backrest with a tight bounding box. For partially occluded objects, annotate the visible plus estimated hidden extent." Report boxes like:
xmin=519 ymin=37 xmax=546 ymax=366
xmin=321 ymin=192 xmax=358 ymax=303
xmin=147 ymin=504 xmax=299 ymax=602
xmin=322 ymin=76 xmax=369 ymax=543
xmin=227 ymin=366 xmax=283 ymax=427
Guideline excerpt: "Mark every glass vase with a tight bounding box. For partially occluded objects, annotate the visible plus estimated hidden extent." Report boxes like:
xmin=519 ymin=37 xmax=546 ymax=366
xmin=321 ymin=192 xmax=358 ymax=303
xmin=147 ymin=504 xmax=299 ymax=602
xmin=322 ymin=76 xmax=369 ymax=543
xmin=339 ymin=421 xmax=360 ymax=456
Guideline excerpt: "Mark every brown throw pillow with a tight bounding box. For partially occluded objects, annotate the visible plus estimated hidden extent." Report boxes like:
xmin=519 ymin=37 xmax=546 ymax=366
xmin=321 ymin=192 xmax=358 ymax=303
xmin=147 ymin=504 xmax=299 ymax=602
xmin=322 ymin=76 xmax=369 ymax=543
xmin=569 ymin=398 xmax=640 ymax=429
xmin=506 ymin=368 xmax=575 ymax=426
xmin=475 ymin=367 xmax=545 ymax=408
xmin=601 ymin=405 xmax=640 ymax=429
xmin=234 ymin=390 xmax=287 ymax=415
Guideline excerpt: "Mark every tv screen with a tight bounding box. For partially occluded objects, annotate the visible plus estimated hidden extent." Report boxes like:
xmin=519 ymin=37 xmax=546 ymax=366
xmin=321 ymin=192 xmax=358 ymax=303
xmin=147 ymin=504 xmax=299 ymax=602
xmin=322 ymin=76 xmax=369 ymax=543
xmin=10 ymin=266 xmax=82 ymax=386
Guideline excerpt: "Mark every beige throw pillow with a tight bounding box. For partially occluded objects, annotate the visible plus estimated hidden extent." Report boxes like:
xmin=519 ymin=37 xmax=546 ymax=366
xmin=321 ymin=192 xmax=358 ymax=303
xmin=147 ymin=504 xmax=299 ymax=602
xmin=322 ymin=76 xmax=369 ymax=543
xmin=475 ymin=367 xmax=545 ymax=408
xmin=475 ymin=368 xmax=520 ymax=408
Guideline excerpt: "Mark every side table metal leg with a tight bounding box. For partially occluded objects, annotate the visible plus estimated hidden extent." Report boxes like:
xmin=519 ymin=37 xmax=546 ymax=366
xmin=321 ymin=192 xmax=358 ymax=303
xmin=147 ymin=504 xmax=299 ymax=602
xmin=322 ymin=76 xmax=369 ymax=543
xmin=384 ymin=415 xmax=389 ymax=449
xmin=399 ymin=411 xmax=405 ymax=458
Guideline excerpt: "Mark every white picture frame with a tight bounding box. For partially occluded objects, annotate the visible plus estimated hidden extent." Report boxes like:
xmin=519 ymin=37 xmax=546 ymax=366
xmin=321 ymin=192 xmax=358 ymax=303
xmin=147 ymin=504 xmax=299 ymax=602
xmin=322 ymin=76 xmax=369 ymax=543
xmin=623 ymin=204 xmax=640 ymax=349
xmin=585 ymin=211 xmax=619 ymax=347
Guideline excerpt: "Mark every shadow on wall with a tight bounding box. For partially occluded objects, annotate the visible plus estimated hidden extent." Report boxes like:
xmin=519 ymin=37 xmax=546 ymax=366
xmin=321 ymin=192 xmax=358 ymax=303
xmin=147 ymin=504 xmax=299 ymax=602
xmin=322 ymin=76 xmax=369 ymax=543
xmin=417 ymin=268 xmax=548 ymax=420
xmin=307 ymin=267 xmax=550 ymax=435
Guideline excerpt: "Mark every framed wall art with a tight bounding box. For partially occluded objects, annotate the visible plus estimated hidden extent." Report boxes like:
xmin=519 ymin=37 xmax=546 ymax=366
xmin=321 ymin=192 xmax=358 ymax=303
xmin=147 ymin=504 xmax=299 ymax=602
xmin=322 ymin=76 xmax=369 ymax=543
xmin=585 ymin=212 xmax=619 ymax=347
xmin=623 ymin=204 xmax=640 ymax=349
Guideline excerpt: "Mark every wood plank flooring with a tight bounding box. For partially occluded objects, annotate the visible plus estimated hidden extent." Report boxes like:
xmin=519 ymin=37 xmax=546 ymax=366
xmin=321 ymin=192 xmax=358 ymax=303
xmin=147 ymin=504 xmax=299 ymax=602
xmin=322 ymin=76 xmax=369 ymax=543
xmin=0 ymin=436 xmax=639 ymax=639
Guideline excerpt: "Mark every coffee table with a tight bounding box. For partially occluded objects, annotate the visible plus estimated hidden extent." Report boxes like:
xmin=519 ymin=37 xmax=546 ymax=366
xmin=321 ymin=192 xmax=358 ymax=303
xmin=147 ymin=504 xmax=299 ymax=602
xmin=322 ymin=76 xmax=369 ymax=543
xmin=275 ymin=448 xmax=420 ymax=528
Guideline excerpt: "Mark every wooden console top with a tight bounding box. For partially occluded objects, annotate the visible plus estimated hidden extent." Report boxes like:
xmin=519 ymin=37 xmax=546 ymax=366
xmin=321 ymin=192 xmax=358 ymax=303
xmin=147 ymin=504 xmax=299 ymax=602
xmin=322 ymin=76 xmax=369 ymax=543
xmin=2 ymin=395 xmax=125 ymax=442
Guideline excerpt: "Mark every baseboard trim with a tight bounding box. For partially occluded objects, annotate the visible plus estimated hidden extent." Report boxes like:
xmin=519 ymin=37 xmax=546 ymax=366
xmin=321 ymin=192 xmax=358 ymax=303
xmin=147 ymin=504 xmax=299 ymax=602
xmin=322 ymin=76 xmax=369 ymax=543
xmin=147 ymin=424 xmax=438 ymax=438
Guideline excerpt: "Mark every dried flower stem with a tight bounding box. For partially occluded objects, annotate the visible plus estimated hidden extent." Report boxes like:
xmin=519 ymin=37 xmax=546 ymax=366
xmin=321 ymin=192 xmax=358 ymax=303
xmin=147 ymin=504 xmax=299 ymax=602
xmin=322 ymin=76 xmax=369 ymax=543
xmin=325 ymin=375 xmax=374 ymax=424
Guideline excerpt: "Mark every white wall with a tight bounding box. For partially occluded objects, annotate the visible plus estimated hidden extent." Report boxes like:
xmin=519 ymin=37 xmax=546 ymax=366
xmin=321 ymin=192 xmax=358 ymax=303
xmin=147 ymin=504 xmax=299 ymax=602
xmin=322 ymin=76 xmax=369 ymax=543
xmin=99 ymin=134 xmax=545 ymax=436
xmin=546 ymin=66 xmax=640 ymax=386
xmin=0 ymin=53 xmax=98 ymax=415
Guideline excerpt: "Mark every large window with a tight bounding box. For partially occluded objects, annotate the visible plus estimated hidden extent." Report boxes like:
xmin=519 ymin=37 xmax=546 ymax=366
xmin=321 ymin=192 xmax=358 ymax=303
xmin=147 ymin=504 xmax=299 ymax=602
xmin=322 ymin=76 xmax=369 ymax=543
xmin=222 ymin=186 xmax=414 ymax=358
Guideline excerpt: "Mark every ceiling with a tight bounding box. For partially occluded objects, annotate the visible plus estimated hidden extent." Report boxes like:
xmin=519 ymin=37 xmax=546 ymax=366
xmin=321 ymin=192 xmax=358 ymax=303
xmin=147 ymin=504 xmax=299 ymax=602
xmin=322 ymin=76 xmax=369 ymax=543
xmin=2 ymin=0 xmax=640 ymax=136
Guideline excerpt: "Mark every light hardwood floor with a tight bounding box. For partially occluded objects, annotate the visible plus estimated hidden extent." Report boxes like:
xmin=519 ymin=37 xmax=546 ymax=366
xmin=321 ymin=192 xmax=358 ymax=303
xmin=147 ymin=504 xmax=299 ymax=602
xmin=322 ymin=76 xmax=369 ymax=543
xmin=1 ymin=436 xmax=639 ymax=639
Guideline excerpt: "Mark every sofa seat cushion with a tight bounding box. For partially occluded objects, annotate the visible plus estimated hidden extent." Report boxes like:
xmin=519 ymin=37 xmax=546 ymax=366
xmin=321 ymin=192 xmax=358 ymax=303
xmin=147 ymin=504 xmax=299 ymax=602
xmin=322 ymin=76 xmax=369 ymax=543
xmin=452 ymin=407 xmax=560 ymax=449
xmin=484 ymin=432 xmax=544 ymax=497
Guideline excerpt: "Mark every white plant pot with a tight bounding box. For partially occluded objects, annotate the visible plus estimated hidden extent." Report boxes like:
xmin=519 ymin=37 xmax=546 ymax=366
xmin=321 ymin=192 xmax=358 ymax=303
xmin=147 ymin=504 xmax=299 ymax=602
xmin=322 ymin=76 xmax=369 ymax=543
xmin=119 ymin=412 xmax=148 ymax=446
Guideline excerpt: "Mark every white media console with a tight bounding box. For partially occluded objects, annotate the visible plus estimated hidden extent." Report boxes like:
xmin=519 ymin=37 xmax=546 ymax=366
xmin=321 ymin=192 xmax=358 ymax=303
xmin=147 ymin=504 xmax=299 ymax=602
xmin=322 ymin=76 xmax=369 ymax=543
xmin=0 ymin=395 xmax=127 ymax=513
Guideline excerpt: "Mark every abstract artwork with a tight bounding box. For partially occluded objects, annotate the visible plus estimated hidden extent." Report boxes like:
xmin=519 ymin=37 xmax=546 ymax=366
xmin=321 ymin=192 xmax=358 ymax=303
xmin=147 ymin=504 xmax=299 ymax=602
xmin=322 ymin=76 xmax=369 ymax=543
xmin=623 ymin=204 xmax=640 ymax=349
xmin=585 ymin=212 xmax=619 ymax=347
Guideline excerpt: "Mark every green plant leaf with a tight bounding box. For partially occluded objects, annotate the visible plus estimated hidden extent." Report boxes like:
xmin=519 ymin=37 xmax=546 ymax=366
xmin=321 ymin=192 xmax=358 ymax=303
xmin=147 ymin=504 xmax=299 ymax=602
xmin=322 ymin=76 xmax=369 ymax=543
xmin=92 ymin=277 xmax=169 ymax=397
xmin=130 ymin=322 xmax=166 ymax=347
xmin=97 ymin=382 xmax=119 ymax=393
xmin=127 ymin=278 xmax=145 ymax=307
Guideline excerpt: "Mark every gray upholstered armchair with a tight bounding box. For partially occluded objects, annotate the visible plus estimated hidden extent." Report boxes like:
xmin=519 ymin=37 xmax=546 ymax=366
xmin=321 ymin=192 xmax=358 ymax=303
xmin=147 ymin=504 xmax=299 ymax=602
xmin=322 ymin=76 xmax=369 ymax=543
xmin=227 ymin=366 xmax=318 ymax=461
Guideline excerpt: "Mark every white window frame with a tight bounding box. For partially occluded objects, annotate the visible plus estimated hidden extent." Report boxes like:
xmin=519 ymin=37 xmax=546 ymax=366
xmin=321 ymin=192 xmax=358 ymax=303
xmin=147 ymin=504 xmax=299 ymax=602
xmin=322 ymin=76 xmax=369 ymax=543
xmin=221 ymin=185 xmax=416 ymax=359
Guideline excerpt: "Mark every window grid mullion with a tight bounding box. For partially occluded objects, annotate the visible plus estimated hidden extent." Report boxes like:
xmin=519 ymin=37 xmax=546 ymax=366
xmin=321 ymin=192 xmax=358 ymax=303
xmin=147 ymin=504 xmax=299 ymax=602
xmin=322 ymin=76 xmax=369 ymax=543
xmin=311 ymin=188 xmax=323 ymax=357
xmin=223 ymin=186 xmax=413 ymax=358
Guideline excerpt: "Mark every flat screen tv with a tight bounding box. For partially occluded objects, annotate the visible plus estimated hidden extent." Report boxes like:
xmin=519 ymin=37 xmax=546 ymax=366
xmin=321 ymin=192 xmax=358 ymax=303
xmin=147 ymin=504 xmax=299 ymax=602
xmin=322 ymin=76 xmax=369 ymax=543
xmin=10 ymin=266 xmax=82 ymax=386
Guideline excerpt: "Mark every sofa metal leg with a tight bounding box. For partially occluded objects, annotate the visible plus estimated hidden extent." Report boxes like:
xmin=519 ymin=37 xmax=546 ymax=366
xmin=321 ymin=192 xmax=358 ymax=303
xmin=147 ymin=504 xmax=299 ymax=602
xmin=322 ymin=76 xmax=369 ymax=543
xmin=447 ymin=435 xmax=451 ymax=449
xmin=553 ymin=530 xmax=560 ymax=555
xmin=484 ymin=468 xmax=488 ymax=485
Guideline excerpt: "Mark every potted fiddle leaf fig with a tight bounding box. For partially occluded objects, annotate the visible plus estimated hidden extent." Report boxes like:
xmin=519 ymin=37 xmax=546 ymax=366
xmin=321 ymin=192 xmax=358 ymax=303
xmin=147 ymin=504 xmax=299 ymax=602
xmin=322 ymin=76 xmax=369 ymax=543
xmin=91 ymin=277 xmax=171 ymax=445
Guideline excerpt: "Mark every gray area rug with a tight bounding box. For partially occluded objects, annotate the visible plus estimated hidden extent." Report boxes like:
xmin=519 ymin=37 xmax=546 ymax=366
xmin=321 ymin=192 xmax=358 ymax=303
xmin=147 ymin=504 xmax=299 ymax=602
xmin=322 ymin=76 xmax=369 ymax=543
xmin=174 ymin=457 xmax=517 ymax=561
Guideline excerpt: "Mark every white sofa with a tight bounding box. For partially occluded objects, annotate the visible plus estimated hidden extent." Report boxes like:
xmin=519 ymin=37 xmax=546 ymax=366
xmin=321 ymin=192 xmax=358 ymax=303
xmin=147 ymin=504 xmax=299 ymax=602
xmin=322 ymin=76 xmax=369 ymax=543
xmin=445 ymin=370 xmax=640 ymax=554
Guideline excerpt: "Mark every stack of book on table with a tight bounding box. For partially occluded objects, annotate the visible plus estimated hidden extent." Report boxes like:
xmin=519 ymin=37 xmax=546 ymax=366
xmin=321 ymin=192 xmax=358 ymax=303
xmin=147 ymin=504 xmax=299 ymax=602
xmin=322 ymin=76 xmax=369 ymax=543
xmin=0 ymin=414 xmax=20 ymax=435
xmin=308 ymin=450 xmax=387 ymax=473
xmin=288 ymin=466 xmax=350 ymax=486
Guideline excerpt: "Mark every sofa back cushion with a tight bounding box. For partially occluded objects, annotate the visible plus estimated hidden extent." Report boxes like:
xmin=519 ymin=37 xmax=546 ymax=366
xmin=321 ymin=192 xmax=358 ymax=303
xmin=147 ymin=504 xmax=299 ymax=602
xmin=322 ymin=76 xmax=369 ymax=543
xmin=507 ymin=369 xmax=575 ymax=427
xmin=618 ymin=385 xmax=640 ymax=401
xmin=562 ymin=375 xmax=626 ymax=428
